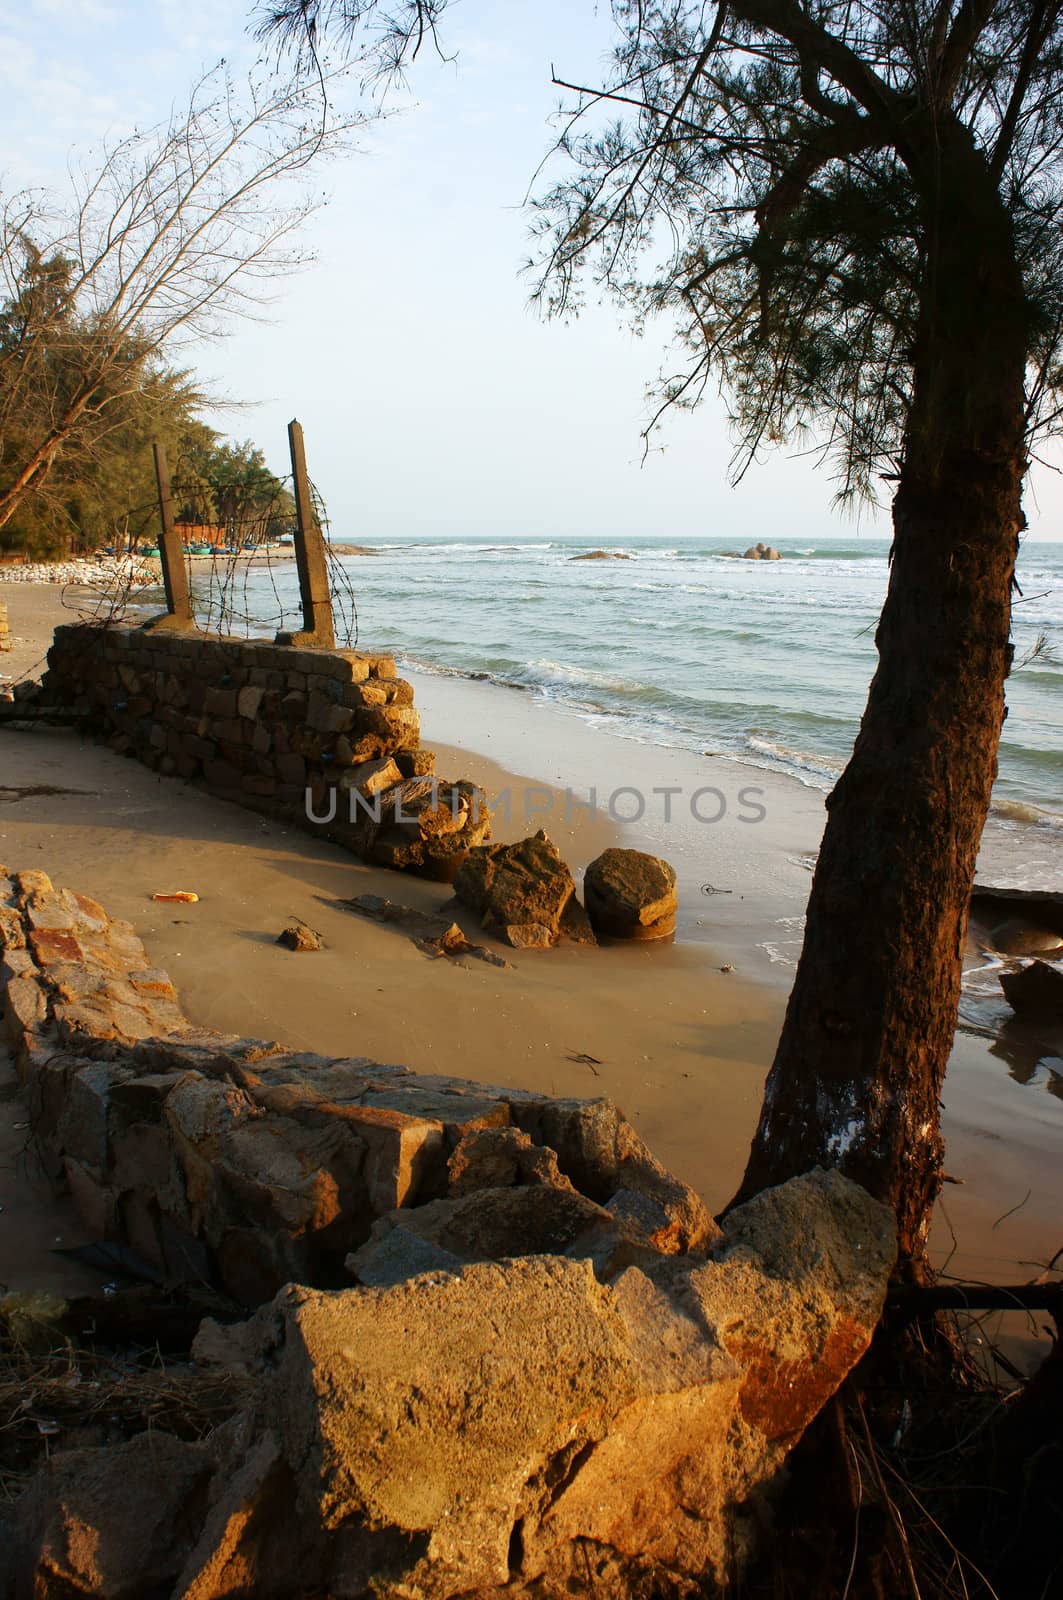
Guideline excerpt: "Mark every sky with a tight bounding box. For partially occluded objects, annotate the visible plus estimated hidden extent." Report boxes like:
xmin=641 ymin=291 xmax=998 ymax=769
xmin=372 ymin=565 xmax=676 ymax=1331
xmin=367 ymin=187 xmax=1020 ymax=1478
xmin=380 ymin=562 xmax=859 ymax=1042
xmin=1 ymin=0 xmax=1061 ymax=542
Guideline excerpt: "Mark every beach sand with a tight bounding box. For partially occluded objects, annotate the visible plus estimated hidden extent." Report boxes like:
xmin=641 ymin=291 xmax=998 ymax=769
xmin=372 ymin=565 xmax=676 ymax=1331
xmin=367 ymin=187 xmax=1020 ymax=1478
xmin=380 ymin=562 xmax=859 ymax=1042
xmin=2 ymin=581 xmax=1060 ymax=1367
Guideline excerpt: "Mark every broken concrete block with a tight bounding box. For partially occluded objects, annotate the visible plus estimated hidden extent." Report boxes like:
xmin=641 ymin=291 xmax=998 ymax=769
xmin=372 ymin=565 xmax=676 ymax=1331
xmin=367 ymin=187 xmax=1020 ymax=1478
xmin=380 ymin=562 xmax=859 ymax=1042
xmin=325 ymin=1103 xmax=445 ymax=1214
xmin=447 ymin=1125 xmax=575 ymax=1196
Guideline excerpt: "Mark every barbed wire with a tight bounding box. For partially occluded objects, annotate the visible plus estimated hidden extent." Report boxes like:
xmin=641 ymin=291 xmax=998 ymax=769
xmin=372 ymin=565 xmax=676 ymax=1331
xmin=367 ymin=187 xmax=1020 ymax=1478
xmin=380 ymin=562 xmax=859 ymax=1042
xmin=0 ymin=467 xmax=360 ymax=700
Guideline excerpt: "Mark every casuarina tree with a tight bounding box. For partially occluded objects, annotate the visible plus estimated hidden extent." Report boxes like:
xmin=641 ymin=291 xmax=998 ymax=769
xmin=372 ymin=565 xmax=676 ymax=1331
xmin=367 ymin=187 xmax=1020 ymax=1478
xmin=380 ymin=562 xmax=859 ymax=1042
xmin=256 ymin=0 xmax=1063 ymax=1263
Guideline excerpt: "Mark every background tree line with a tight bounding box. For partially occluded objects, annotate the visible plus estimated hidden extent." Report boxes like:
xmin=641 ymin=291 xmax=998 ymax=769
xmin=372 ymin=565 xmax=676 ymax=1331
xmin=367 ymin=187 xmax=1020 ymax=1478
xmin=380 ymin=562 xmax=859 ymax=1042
xmin=0 ymin=62 xmax=357 ymax=560
xmin=0 ymin=247 xmax=294 ymax=557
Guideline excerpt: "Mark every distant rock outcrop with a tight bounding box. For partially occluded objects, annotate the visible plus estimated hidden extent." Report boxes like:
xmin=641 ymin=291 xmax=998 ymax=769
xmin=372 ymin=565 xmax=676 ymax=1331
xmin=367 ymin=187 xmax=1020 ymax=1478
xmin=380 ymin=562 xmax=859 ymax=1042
xmin=570 ymin=549 xmax=632 ymax=560
xmin=742 ymin=542 xmax=782 ymax=560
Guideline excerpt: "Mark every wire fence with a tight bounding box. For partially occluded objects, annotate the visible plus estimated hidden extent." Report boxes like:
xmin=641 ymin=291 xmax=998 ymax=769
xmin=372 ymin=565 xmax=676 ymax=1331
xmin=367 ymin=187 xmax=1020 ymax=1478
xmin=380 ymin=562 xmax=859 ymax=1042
xmin=0 ymin=466 xmax=359 ymax=699
xmin=179 ymin=473 xmax=359 ymax=647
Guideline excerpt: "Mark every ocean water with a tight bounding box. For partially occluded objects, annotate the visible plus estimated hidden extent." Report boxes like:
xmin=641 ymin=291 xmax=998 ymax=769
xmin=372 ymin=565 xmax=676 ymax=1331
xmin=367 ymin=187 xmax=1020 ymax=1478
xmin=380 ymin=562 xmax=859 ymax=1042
xmin=321 ymin=534 xmax=1062 ymax=820
xmin=216 ymin=532 xmax=1062 ymax=834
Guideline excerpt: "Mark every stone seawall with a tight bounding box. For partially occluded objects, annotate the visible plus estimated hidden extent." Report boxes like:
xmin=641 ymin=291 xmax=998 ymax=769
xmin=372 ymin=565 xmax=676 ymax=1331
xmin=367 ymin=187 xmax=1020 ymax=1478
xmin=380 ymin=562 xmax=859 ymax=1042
xmin=0 ymin=865 xmax=716 ymax=1303
xmin=39 ymin=622 xmax=488 ymax=876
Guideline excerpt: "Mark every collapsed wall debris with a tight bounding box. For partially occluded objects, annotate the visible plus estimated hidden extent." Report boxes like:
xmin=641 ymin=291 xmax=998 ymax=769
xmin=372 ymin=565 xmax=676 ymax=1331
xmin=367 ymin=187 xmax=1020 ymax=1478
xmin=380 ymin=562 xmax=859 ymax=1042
xmin=0 ymin=867 xmax=897 ymax=1598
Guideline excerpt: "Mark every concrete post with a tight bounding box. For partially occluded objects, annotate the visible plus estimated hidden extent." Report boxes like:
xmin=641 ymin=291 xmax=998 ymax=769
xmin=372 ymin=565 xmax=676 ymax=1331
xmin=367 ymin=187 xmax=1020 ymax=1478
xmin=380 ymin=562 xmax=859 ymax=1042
xmin=277 ymin=419 xmax=335 ymax=649
xmin=146 ymin=442 xmax=195 ymax=631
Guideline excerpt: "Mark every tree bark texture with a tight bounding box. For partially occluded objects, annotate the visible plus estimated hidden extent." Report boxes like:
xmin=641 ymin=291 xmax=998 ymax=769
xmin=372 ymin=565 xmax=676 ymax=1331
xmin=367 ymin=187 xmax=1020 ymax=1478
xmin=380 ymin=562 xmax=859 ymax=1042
xmin=731 ymin=121 xmax=1029 ymax=1263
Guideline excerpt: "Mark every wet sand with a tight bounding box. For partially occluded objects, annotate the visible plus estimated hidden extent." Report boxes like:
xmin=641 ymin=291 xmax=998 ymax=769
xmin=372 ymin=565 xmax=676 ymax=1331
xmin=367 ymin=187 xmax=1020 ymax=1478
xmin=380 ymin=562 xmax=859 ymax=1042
xmin=1 ymin=580 xmax=1061 ymax=1366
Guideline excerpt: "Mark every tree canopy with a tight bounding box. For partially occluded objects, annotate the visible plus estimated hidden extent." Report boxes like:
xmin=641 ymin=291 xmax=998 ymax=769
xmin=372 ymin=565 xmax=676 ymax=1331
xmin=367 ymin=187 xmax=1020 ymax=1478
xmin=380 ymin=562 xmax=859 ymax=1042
xmin=0 ymin=359 xmax=293 ymax=560
xmin=0 ymin=248 xmax=293 ymax=557
xmin=258 ymin=0 xmax=1063 ymax=495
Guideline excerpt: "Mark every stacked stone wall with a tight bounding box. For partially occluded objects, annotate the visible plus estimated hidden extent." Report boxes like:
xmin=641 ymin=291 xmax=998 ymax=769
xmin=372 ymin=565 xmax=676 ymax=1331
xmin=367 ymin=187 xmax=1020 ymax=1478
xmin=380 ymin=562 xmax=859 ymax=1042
xmin=0 ymin=865 xmax=717 ymax=1304
xmin=40 ymin=623 xmax=487 ymax=873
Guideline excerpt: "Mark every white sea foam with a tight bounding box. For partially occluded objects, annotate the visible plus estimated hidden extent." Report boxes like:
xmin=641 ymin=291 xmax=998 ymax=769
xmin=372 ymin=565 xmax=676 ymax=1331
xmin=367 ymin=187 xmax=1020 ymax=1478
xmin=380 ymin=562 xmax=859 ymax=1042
xmin=990 ymin=797 xmax=1063 ymax=831
xmin=218 ymin=534 xmax=1063 ymax=860
xmin=745 ymin=736 xmax=845 ymax=785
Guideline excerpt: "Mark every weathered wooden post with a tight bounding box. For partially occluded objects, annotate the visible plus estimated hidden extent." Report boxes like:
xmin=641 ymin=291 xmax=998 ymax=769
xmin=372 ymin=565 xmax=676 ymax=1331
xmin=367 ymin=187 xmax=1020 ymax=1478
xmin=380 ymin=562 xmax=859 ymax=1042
xmin=277 ymin=418 xmax=335 ymax=649
xmin=147 ymin=442 xmax=195 ymax=630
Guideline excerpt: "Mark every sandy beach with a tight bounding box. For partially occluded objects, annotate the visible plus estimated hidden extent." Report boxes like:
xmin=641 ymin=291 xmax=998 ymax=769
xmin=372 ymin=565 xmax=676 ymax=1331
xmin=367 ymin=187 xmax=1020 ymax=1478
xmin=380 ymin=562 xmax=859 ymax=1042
xmin=2 ymin=580 xmax=1061 ymax=1366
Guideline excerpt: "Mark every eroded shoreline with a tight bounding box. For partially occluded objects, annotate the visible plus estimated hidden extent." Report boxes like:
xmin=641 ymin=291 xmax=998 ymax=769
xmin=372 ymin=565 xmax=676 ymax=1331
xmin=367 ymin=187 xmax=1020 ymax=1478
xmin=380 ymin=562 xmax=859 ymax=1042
xmin=1 ymin=578 xmax=1060 ymax=1364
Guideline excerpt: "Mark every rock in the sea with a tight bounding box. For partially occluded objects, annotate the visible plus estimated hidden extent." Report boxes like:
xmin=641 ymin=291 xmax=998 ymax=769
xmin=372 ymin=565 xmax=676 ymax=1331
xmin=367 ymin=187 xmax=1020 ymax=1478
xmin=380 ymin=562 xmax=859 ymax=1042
xmin=1000 ymin=959 xmax=1063 ymax=1017
xmin=453 ymin=829 xmax=596 ymax=948
xmin=276 ymin=922 xmax=323 ymax=952
xmin=569 ymin=549 xmax=631 ymax=561
xmin=584 ymin=847 xmax=678 ymax=940
xmin=742 ymin=542 xmax=781 ymax=560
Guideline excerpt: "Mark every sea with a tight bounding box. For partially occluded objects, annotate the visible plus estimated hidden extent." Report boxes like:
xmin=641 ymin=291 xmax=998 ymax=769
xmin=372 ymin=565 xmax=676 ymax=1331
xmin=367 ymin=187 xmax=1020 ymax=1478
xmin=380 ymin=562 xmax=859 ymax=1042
xmin=263 ymin=533 xmax=1063 ymax=831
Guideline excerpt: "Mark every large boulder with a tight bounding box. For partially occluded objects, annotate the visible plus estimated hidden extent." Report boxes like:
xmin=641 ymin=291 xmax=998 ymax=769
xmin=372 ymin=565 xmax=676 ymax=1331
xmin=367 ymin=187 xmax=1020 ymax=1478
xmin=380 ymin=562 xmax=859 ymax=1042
xmin=184 ymin=1172 xmax=887 ymax=1598
xmin=453 ymin=830 xmax=596 ymax=948
xmin=583 ymin=847 xmax=678 ymax=940
xmin=9 ymin=1171 xmax=896 ymax=1600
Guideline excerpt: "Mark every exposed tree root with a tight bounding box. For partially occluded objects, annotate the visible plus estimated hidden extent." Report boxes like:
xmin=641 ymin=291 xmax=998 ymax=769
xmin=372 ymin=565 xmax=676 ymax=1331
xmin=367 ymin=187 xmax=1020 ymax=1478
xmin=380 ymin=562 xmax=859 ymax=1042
xmin=742 ymin=1302 xmax=1062 ymax=1600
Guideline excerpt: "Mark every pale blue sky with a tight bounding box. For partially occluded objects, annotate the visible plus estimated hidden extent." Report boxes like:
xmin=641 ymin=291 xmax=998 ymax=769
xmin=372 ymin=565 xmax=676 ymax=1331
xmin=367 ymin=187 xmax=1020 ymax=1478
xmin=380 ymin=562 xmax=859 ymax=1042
xmin=1 ymin=0 xmax=1060 ymax=541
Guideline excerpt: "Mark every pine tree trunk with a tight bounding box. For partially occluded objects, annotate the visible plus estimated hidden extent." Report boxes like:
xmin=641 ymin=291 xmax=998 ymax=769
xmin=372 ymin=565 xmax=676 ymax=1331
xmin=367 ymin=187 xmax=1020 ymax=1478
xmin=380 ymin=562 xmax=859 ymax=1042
xmin=730 ymin=124 xmax=1028 ymax=1264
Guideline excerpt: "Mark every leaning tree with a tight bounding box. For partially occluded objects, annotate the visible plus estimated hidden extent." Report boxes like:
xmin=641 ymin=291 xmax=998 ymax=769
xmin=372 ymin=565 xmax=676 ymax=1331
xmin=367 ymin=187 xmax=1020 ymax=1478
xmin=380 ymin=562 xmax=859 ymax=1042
xmin=0 ymin=66 xmax=361 ymax=533
xmin=257 ymin=0 xmax=1063 ymax=1263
